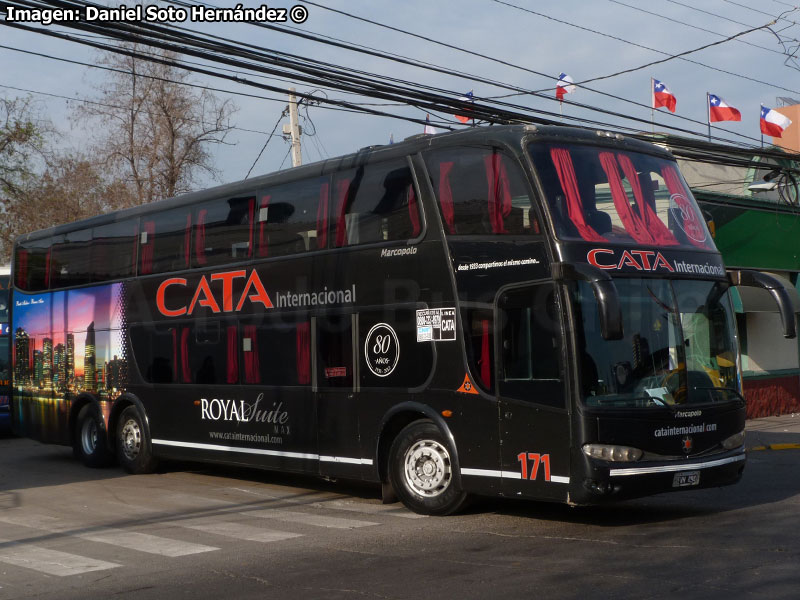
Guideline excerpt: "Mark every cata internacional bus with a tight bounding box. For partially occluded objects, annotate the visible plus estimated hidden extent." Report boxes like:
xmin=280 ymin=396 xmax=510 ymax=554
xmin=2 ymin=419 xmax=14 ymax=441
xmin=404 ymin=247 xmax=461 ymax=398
xmin=10 ymin=125 xmax=795 ymax=515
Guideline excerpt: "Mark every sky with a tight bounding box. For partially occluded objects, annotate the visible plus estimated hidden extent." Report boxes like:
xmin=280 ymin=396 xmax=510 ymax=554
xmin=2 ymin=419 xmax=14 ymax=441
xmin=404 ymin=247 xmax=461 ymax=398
xmin=2 ymin=0 xmax=800 ymax=193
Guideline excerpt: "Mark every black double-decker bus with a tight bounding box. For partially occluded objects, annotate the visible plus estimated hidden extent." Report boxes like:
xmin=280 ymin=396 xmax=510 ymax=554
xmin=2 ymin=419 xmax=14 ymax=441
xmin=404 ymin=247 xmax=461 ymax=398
xmin=10 ymin=125 xmax=794 ymax=514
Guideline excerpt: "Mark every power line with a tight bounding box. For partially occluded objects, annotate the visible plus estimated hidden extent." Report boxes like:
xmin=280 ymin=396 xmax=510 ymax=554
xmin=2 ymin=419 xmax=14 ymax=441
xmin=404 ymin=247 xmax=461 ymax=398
xmin=245 ymin=109 xmax=286 ymax=179
xmin=607 ymin=0 xmax=788 ymax=57
xmin=490 ymin=0 xmax=800 ymax=96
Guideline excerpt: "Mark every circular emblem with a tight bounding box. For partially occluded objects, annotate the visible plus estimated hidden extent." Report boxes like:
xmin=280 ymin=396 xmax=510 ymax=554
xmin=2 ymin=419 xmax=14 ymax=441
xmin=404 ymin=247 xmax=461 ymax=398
xmin=681 ymin=436 xmax=693 ymax=454
xmin=669 ymin=193 xmax=707 ymax=243
xmin=365 ymin=323 xmax=400 ymax=377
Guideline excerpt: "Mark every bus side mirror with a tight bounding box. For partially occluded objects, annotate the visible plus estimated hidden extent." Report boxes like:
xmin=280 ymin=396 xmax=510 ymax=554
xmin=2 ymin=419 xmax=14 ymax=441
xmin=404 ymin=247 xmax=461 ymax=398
xmin=728 ymin=269 xmax=797 ymax=339
xmin=553 ymin=262 xmax=624 ymax=340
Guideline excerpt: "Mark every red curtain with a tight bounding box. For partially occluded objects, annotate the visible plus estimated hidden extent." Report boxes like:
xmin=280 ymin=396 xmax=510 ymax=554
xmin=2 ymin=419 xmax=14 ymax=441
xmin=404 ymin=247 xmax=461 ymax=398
xmin=549 ymin=148 xmax=607 ymax=242
xmin=597 ymin=152 xmax=654 ymax=244
xmin=484 ymin=153 xmax=512 ymax=234
xmin=438 ymin=161 xmax=456 ymax=234
xmin=183 ymin=213 xmax=192 ymax=269
xmin=296 ymin=322 xmax=311 ymax=385
xmin=226 ymin=325 xmax=238 ymax=384
xmin=408 ymin=185 xmax=421 ymax=237
xmin=43 ymin=248 xmax=51 ymax=289
xmin=334 ymin=177 xmax=352 ymax=248
xmin=140 ymin=220 xmax=155 ymax=275
xmin=317 ymin=181 xmax=330 ymax=249
xmin=617 ymin=154 xmax=678 ymax=246
xmin=243 ymin=325 xmax=260 ymax=384
xmin=15 ymin=249 xmax=28 ymax=289
xmin=661 ymin=164 xmax=709 ymax=249
xmin=478 ymin=319 xmax=491 ymax=389
xmin=257 ymin=195 xmax=271 ymax=258
xmin=171 ymin=328 xmax=178 ymax=383
xmin=180 ymin=327 xmax=191 ymax=383
xmin=246 ymin=197 xmax=255 ymax=258
xmin=195 ymin=209 xmax=208 ymax=266
xmin=131 ymin=223 xmax=139 ymax=275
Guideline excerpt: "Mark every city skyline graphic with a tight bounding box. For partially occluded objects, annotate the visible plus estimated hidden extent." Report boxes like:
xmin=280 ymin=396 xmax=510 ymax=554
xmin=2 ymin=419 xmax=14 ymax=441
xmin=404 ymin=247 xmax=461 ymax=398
xmin=13 ymin=283 xmax=127 ymax=397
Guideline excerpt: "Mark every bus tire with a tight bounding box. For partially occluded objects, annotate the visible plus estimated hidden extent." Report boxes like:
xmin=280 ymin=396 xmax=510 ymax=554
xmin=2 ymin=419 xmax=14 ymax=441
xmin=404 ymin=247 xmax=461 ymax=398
xmin=73 ymin=404 xmax=114 ymax=468
xmin=388 ymin=420 xmax=467 ymax=516
xmin=116 ymin=405 xmax=158 ymax=474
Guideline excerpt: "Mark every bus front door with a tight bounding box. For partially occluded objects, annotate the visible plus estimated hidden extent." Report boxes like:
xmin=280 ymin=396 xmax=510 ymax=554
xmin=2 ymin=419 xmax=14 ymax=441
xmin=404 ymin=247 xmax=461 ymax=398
xmin=497 ymin=283 xmax=570 ymax=501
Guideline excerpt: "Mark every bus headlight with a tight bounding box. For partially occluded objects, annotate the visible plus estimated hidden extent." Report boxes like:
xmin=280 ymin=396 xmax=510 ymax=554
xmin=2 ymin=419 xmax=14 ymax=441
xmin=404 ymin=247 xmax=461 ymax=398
xmin=722 ymin=431 xmax=745 ymax=450
xmin=582 ymin=444 xmax=643 ymax=462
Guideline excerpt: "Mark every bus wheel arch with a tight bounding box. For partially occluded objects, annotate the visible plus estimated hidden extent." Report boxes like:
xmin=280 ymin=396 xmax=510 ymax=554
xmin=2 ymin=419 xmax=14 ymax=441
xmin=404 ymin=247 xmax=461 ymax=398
xmin=71 ymin=397 xmax=114 ymax=468
xmin=378 ymin=406 xmax=467 ymax=515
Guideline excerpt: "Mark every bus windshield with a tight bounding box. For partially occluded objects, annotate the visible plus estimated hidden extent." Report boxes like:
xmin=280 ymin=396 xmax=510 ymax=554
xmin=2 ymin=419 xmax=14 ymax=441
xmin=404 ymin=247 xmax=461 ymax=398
xmin=529 ymin=143 xmax=713 ymax=250
xmin=575 ymin=278 xmax=740 ymax=408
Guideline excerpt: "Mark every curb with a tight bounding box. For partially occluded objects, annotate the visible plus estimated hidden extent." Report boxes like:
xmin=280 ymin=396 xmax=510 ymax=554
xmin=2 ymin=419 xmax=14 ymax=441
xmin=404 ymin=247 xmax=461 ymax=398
xmin=748 ymin=443 xmax=800 ymax=452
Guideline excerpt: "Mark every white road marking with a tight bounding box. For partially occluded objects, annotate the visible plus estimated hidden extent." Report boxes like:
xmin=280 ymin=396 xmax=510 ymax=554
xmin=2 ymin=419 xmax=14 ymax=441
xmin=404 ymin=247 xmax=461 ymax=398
xmin=320 ymin=500 xmax=427 ymax=519
xmin=245 ymin=508 xmax=378 ymax=529
xmin=171 ymin=519 xmax=303 ymax=543
xmin=0 ymin=514 xmax=218 ymax=557
xmin=0 ymin=541 xmax=119 ymax=576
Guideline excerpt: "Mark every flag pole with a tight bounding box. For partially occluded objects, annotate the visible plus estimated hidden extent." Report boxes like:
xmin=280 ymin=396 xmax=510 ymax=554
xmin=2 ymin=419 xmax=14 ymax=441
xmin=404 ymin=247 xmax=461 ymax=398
xmin=707 ymin=93 xmax=711 ymax=142
xmin=650 ymin=78 xmax=655 ymax=135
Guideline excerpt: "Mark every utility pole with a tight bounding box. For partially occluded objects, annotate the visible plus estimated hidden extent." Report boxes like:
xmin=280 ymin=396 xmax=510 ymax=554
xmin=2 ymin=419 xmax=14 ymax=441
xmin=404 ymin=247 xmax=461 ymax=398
xmin=283 ymin=87 xmax=303 ymax=167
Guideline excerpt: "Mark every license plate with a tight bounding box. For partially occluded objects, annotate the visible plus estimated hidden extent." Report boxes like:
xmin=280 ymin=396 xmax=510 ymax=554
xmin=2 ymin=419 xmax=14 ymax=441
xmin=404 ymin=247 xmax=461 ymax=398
xmin=672 ymin=470 xmax=700 ymax=487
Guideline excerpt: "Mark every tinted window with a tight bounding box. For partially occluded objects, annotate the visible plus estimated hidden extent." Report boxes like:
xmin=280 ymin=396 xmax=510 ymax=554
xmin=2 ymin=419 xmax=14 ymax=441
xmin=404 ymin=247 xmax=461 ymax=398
xmin=316 ymin=314 xmax=354 ymax=389
xmin=499 ymin=284 xmax=563 ymax=406
xmin=193 ymin=196 xmax=254 ymax=268
xmin=92 ymin=219 xmax=138 ymax=281
xmin=463 ymin=308 xmax=494 ymax=392
xmin=141 ymin=207 xmax=192 ymax=275
xmin=131 ymin=321 xmax=238 ymax=384
xmin=14 ymin=240 xmax=51 ymax=292
xmin=331 ymin=160 xmax=420 ymax=247
xmin=424 ymin=147 xmax=537 ymax=235
xmin=259 ymin=176 xmax=329 ymax=257
xmin=241 ymin=317 xmax=311 ymax=386
xmin=50 ymin=229 xmax=92 ymax=288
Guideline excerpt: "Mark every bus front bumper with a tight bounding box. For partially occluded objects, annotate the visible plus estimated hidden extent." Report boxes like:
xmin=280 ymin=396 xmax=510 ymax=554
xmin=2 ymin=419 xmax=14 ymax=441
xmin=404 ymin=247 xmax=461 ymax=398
xmin=571 ymin=449 xmax=746 ymax=504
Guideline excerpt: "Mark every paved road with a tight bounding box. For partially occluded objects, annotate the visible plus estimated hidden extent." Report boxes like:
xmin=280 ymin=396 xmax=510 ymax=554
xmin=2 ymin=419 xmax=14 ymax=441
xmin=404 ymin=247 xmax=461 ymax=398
xmin=0 ymin=433 xmax=799 ymax=600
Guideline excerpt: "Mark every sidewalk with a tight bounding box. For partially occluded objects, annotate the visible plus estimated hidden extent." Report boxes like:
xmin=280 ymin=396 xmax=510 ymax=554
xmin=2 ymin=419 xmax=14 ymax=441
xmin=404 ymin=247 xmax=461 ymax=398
xmin=746 ymin=413 xmax=800 ymax=451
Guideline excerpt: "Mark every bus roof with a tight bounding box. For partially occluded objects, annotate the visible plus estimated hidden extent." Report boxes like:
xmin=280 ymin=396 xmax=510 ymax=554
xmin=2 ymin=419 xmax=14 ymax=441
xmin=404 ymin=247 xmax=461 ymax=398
xmin=14 ymin=124 xmax=675 ymax=245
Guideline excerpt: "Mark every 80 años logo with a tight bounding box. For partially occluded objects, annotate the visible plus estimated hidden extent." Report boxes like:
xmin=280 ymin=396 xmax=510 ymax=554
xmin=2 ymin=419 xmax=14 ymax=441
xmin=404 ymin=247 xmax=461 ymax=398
xmin=365 ymin=323 xmax=400 ymax=377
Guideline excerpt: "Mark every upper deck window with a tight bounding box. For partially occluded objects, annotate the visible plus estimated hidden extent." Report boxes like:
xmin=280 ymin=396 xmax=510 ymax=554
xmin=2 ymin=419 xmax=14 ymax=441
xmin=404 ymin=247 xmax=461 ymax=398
xmin=530 ymin=143 xmax=712 ymax=250
xmin=330 ymin=160 xmax=420 ymax=247
xmin=423 ymin=146 xmax=539 ymax=236
xmin=193 ymin=195 xmax=254 ymax=268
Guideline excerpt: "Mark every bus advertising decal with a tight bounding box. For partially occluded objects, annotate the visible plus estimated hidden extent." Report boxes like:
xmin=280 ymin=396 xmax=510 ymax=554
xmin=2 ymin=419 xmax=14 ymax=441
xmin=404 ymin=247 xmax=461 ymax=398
xmin=586 ymin=248 xmax=725 ymax=276
xmin=456 ymin=257 xmax=540 ymax=272
xmin=199 ymin=394 xmax=290 ymax=435
xmin=416 ymin=308 xmax=457 ymax=342
xmin=365 ymin=323 xmax=400 ymax=377
xmin=156 ymin=268 xmax=357 ymax=317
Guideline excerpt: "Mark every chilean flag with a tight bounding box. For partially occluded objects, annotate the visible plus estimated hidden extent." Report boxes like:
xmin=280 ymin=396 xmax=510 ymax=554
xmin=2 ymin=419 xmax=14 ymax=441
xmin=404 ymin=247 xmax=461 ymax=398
xmin=708 ymin=94 xmax=741 ymax=123
xmin=760 ymin=105 xmax=792 ymax=138
xmin=454 ymin=91 xmax=473 ymax=124
xmin=556 ymin=73 xmax=575 ymax=101
xmin=652 ymin=79 xmax=676 ymax=113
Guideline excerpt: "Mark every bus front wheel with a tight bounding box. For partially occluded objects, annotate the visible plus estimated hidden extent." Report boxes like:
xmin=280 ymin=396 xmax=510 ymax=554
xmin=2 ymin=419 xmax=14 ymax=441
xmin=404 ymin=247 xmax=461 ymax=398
xmin=116 ymin=405 xmax=158 ymax=474
xmin=73 ymin=404 xmax=114 ymax=468
xmin=388 ymin=420 xmax=467 ymax=516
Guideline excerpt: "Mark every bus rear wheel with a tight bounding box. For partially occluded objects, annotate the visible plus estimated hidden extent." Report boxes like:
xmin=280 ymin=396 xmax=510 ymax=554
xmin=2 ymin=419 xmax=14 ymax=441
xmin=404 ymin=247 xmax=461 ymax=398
xmin=388 ymin=420 xmax=467 ymax=516
xmin=116 ymin=405 xmax=158 ymax=474
xmin=73 ymin=404 xmax=114 ymax=468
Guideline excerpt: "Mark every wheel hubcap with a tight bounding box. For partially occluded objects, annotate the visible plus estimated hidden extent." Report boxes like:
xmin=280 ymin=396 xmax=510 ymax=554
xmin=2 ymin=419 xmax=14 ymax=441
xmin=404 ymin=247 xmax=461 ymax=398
xmin=403 ymin=439 xmax=452 ymax=497
xmin=120 ymin=418 xmax=141 ymax=461
xmin=80 ymin=419 xmax=98 ymax=455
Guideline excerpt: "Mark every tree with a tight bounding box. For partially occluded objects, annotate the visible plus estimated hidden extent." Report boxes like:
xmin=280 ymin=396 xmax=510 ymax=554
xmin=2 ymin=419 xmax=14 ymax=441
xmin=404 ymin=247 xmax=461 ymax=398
xmin=0 ymin=153 xmax=135 ymax=260
xmin=77 ymin=43 xmax=237 ymax=206
xmin=0 ymin=96 xmax=51 ymax=261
